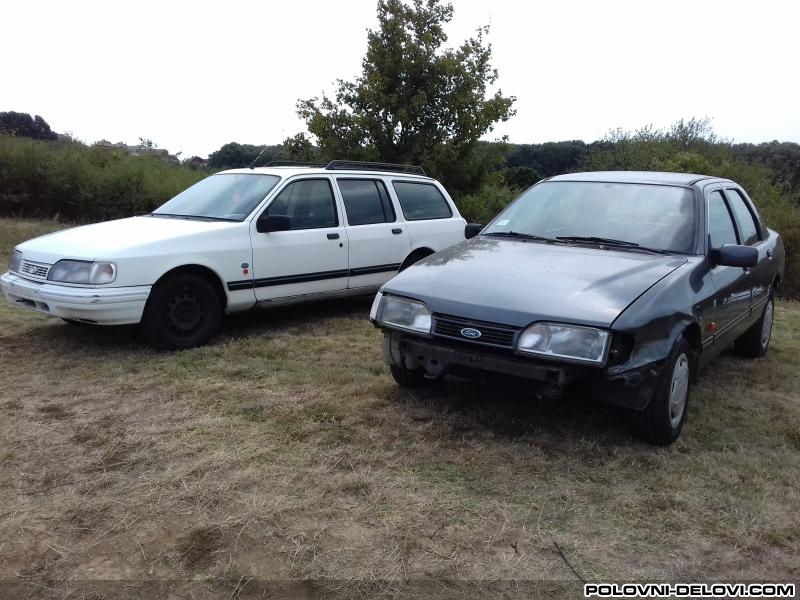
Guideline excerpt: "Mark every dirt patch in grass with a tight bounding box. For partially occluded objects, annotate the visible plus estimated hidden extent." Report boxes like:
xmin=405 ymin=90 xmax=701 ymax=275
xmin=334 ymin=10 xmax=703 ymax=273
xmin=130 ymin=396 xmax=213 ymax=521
xmin=1 ymin=219 xmax=799 ymax=596
xmin=176 ymin=525 xmax=224 ymax=571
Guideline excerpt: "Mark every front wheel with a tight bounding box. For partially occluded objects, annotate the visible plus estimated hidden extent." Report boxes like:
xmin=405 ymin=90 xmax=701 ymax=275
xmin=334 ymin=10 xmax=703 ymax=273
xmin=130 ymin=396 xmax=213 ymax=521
xmin=632 ymin=338 xmax=693 ymax=446
xmin=141 ymin=273 xmax=222 ymax=350
xmin=389 ymin=364 xmax=441 ymax=388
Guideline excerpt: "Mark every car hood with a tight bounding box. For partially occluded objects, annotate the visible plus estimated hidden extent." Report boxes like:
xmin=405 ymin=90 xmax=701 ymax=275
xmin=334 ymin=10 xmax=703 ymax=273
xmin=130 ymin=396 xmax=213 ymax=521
xmin=382 ymin=237 xmax=688 ymax=328
xmin=15 ymin=216 xmax=242 ymax=263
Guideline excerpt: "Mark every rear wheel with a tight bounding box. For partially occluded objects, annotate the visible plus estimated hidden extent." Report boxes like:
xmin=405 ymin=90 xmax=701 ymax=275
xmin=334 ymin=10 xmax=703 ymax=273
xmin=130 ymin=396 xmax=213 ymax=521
xmin=141 ymin=273 xmax=222 ymax=350
xmin=735 ymin=296 xmax=774 ymax=358
xmin=633 ymin=337 xmax=692 ymax=445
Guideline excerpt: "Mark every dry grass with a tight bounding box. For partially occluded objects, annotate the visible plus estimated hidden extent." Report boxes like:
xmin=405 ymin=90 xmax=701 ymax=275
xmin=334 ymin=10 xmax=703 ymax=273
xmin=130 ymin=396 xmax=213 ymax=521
xmin=1 ymin=218 xmax=799 ymax=598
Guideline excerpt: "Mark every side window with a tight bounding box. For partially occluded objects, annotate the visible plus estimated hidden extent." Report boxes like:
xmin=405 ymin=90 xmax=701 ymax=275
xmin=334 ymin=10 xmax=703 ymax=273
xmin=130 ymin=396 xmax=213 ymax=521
xmin=392 ymin=181 xmax=453 ymax=221
xmin=338 ymin=179 xmax=395 ymax=225
xmin=725 ymin=189 xmax=760 ymax=245
xmin=707 ymin=190 xmax=738 ymax=249
xmin=266 ymin=179 xmax=337 ymax=230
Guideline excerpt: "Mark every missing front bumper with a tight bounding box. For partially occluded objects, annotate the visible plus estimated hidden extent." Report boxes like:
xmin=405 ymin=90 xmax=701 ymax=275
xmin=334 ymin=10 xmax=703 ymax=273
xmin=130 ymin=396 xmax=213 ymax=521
xmin=381 ymin=330 xmax=662 ymax=409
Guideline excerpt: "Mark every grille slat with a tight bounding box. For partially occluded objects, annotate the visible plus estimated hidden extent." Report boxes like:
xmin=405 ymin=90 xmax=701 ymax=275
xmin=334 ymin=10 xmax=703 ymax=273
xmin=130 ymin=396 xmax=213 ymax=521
xmin=19 ymin=260 xmax=51 ymax=280
xmin=432 ymin=314 xmax=518 ymax=349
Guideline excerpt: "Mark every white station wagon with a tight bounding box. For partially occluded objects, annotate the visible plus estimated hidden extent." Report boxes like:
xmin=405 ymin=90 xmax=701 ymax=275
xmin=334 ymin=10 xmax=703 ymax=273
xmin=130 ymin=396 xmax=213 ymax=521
xmin=2 ymin=161 xmax=468 ymax=348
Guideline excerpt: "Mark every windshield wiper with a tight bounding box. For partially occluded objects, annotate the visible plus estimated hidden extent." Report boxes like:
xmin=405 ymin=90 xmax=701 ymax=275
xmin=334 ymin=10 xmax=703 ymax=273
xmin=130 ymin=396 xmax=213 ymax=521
xmin=149 ymin=213 xmax=239 ymax=222
xmin=555 ymin=236 xmax=670 ymax=254
xmin=484 ymin=231 xmax=558 ymax=243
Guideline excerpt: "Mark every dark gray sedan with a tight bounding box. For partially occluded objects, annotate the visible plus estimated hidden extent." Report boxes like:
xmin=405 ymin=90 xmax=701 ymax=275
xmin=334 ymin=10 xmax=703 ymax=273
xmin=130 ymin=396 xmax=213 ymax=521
xmin=369 ymin=171 xmax=785 ymax=445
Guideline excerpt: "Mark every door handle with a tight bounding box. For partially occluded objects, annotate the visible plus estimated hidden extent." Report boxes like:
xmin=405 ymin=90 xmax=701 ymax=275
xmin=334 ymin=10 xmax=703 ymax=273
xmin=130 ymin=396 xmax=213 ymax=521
xmin=392 ymin=228 xmax=402 ymax=235
xmin=327 ymin=233 xmax=340 ymax=240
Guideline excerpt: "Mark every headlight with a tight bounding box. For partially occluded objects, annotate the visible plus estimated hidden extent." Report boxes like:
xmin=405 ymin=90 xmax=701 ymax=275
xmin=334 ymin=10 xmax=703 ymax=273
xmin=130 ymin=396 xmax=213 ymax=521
xmin=369 ymin=292 xmax=383 ymax=321
xmin=517 ymin=322 xmax=610 ymax=364
xmin=8 ymin=249 xmax=22 ymax=273
xmin=375 ymin=295 xmax=432 ymax=334
xmin=47 ymin=260 xmax=117 ymax=284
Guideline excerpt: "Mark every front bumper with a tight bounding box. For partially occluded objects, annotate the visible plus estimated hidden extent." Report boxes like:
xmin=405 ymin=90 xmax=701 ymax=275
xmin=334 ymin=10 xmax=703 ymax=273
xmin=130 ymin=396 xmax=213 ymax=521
xmin=1 ymin=271 xmax=151 ymax=325
xmin=381 ymin=330 xmax=663 ymax=410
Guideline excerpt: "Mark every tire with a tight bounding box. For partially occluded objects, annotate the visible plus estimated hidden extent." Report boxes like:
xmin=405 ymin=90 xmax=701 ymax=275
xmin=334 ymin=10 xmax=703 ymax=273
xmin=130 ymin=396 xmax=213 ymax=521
xmin=734 ymin=296 xmax=774 ymax=359
xmin=633 ymin=337 xmax=692 ymax=446
xmin=141 ymin=273 xmax=222 ymax=350
xmin=390 ymin=364 xmax=437 ymax=388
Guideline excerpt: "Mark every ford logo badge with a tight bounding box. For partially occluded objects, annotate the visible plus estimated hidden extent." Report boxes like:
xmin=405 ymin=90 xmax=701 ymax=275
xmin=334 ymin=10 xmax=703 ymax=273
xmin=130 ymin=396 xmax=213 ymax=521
xmin=460 ymin=327 xmax=482 ymax=339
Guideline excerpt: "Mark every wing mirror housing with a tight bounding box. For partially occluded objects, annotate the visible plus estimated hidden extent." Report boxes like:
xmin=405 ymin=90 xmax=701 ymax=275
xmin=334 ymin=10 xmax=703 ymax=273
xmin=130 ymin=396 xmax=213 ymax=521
xmin=711 ymin=244 xmax=758 ymax=268
xmin=465 ymin=223 xmax=484 ymax=239
xmin=257 ymin=214 xmax=291 ymax=233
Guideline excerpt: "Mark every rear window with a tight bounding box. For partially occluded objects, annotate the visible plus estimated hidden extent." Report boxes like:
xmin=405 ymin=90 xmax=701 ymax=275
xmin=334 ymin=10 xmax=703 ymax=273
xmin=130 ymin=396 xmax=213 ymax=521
xmin=393 ymin=182 xmax=452 ymax=220
xmin=725 ymin=189 xmax=760 ymax=246
xmin=338 ymin=179 xmax=395 ymax=225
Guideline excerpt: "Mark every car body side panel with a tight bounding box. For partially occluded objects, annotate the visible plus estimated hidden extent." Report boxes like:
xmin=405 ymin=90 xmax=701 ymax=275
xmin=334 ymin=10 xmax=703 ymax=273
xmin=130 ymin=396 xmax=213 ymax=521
xmin=609 ymin=258 xmax=711 ymax=373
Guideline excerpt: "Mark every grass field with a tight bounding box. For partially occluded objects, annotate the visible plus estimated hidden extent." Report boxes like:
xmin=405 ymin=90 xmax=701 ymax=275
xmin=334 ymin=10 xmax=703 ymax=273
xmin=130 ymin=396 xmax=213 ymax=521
xmin=1 ymin=218 xmax=799 ymax=598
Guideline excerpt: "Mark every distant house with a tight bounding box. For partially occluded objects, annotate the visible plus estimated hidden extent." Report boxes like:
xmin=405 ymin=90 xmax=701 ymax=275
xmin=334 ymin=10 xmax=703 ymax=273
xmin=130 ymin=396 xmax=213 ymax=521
xmin=93 ymin=139 xmax=177 ymax=161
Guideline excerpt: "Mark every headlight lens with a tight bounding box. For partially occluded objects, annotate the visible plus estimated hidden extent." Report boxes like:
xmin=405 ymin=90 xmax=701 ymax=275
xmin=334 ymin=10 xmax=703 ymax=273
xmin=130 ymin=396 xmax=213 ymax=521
xmin=376 ymin=295 xmax=432 ymax=334
xmin=47 ymin=260 xmax=117 ymax=284
xmin=517 ymin=322 xmax=610 ymax=364
xmin=8 ymin=249 xmax=22 ymax=273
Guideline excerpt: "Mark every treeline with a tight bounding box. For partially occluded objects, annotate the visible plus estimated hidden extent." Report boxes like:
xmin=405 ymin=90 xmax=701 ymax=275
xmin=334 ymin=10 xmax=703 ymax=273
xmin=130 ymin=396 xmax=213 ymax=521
xmin=1 ymin=117 xmax=799 ymax=295
xmin=0 ymin=135 xmax=205 ymax=221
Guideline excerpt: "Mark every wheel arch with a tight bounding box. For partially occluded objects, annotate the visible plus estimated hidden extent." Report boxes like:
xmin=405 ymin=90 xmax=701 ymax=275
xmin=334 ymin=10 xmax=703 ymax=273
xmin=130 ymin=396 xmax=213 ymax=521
xmin=400 ymin=247 xmax=435 ymax=271
xmin=147 ymin=264 xmax=228 ymax=313
xmin=681 ymin=321 xmax=702 ymax=384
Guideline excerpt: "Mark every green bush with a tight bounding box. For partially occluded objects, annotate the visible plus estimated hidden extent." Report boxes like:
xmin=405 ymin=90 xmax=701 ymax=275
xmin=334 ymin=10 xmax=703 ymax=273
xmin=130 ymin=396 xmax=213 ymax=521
xmin=586 ymin=123 xmax=800 ymax=297
xmin=456 ymin=182 xmax=520 ymax=224
xmin=0 ymin=135 xmax=206 ymax=222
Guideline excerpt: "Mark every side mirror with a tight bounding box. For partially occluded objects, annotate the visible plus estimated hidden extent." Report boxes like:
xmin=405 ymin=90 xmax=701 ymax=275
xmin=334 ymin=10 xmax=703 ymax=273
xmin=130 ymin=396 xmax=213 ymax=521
xmin=711 ymin=244 xmax=758 ymax=268
xmin=257 ymin=214 xmax=291 ymax=233
xmin=465 ymin=223 xmax=484 ymax=239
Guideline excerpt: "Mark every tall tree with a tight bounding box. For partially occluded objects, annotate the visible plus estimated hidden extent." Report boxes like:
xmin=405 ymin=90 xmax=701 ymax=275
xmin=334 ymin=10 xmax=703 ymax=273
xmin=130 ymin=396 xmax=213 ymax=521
xmin=0 ymin=111 xmax=58 ymax=140
xmin=294 ymin=0 xmax=515 ymax=194
xmin=207 ymin=142 xmax=283 ymax=169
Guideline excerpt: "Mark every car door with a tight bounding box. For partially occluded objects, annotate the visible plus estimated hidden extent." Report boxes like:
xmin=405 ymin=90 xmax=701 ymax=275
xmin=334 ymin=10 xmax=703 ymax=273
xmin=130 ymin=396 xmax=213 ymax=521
xmin=335 ymin=177 xmax=410 ymax=289
xmin=706 ymin=188 xmax=752 ymax=345
xmin=249 ymin=177 xmax=349 ymax=301
xmin=723 ymin=186 xmax=772 ymax=316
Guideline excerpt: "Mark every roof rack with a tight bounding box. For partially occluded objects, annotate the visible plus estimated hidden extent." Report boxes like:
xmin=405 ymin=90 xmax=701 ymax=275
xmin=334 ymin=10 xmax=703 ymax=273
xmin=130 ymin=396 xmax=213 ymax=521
xmin=325 ymin=160 xmax=427 ymax=177
xmin=263 ymin=160 xmax=327 ymax=168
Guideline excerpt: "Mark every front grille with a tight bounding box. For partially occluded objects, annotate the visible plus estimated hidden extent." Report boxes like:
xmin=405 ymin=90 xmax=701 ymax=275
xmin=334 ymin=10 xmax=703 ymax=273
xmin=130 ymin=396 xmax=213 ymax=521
xmin=19 ymin=260 xmax=51 ymax=280
xmin=432 ymin=314 xmax=519 ymax=348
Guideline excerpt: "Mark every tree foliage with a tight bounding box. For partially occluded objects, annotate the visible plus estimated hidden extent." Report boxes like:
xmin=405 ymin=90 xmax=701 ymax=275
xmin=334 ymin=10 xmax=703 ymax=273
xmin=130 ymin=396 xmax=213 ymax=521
xmin=294 ymin=0 xmax=515 ymax=194
xmin=0 ymin=111 xmax=58 ymax=140
xmin=207 ymin=142 xmax=283 ymax=169
xmin=0 ymin=134 xmax=204 ymax=221
xmin=733 ymin=140 xmax=800 ymax=195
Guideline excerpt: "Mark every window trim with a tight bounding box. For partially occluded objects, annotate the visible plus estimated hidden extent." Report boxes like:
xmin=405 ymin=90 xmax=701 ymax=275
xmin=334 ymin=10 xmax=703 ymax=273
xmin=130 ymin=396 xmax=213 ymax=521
xmin=723 ymin=187 xmax=763 ymax=246
xmin=706 ymin=188 xmax=741 ymax=253
xmin=391 ymin=180 xmax=454 ymax=221
xmin=336 ymin=177 xmax=396 ymax=226
xmin=261 ymin=177 xmax=339 ymax=230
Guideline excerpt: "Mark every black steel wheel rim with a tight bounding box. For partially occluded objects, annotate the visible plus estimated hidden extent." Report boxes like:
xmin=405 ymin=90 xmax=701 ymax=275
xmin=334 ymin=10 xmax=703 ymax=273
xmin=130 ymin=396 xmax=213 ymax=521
xmin=163 ymin=289 xmax=206 ymax=338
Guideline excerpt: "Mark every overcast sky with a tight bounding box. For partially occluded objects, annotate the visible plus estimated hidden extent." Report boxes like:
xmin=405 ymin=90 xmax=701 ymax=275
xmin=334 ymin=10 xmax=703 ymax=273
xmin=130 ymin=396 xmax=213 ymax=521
xmin=4 ymin=0 xmax=799 ymax=158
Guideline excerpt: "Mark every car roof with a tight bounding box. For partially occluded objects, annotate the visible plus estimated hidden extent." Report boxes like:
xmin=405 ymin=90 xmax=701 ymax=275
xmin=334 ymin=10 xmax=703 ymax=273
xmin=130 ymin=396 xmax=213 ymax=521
xmin=218 ymin=166 xmax=434 ymax=180
xmin=548 ymin=171 xmax=727 ymax=186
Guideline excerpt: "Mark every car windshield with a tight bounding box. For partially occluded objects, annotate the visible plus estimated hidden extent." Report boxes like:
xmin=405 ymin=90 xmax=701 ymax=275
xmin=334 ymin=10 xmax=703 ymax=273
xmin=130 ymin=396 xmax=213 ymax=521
xmin=153 ymin=174 xmax=281 ymax=221
xmin=484 ymin=181 xmax=696 ymax=253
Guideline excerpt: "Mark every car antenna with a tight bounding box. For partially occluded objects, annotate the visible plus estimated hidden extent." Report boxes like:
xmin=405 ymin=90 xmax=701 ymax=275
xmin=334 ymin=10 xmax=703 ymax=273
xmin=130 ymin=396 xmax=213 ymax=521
xmin=249 ymin=146 xmax=268 ymax=170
